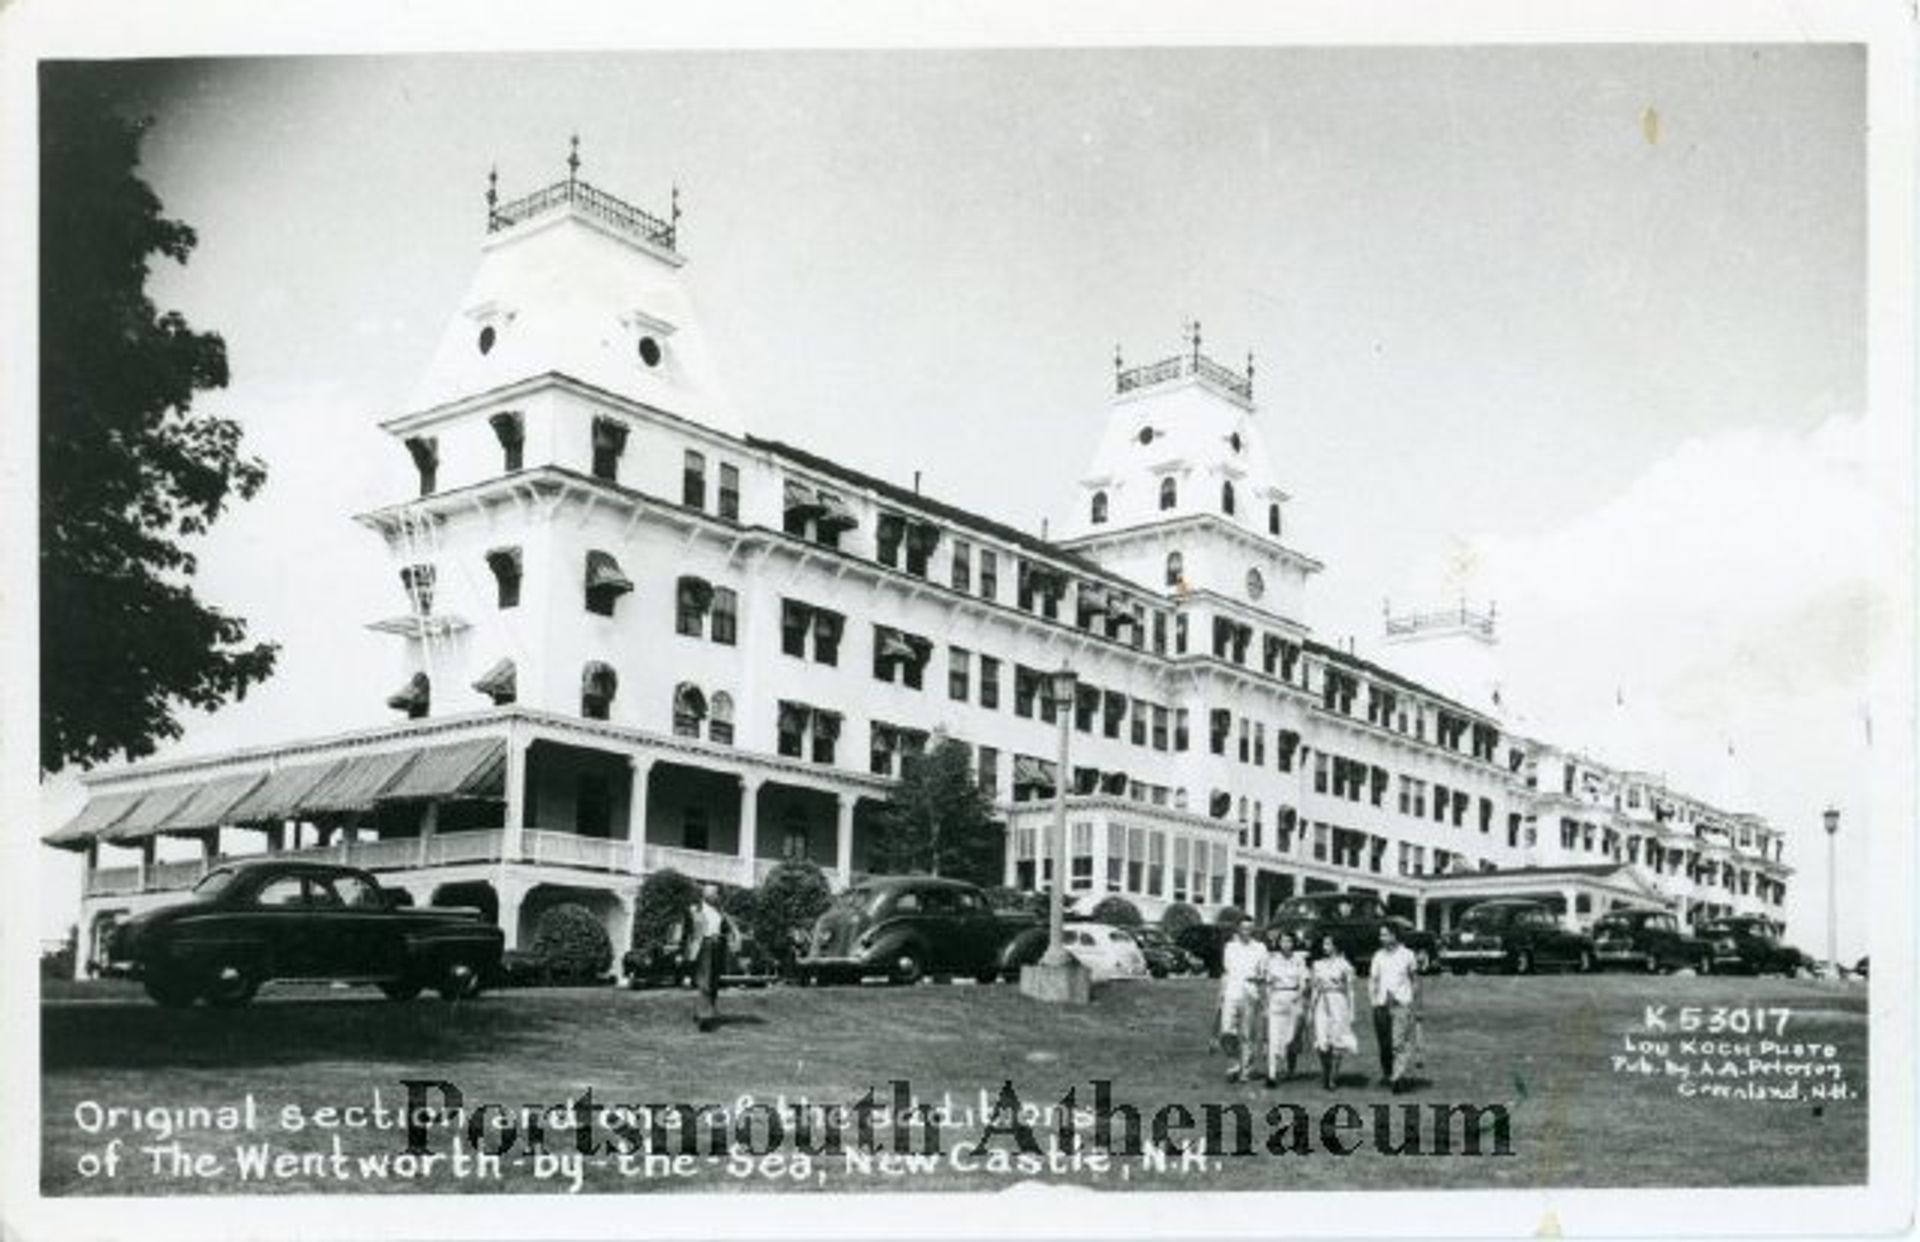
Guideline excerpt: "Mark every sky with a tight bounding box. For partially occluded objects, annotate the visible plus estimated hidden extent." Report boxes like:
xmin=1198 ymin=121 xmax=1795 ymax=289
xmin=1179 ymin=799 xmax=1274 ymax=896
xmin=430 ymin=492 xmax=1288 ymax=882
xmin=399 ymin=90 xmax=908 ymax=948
xmin=34 ymin=47 xmax=1887 ymax=957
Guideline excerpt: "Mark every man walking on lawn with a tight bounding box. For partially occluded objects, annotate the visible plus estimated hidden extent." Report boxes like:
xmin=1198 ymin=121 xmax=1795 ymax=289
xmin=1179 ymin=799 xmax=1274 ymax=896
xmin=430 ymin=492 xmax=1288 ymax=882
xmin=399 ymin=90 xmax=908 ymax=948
xmin=1218 ymin=921 xmax=1267 ymax=1082
xmin=683 ymin=884 xmax=739 ymax=1033
xmin=1369 ymin=924 xmax=1421 ymax=1092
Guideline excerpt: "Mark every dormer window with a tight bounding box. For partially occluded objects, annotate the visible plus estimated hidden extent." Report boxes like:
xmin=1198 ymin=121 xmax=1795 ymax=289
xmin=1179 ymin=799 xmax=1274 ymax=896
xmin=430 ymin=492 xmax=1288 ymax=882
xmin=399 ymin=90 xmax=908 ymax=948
xmin=584 ymin=550 xmax=634 ymax=617
xmin=638 ymin=336 xmax=663 ymax=367
xmin=489 ymin=412 xmax=524 ymax=472
xmin=1137 ymin=426 xmax=1156 ymax=446
xmin=399 ymin=564 xmax=436 ymax=615
xmin=404 ymin=436 xmax=438 ymax=496
xmin=591 ymin=417 xmax=628 ymax=482
xmin=1221 ymin=480 xmax=1237 ymax=516
xmin=1090 ymin=491 xmax=1109 ymax=525
xmin=477 ymin=325 xmax=497 ymax=355
xmin=1159 ymin=477 xmax=1177 ymax=511
xmin=581 ymin=662 xmax=618 ymax=721
xmin=486 ymin=546 xmax=522 ymax=609
xmin=386 ymin=672 xmax=431 ymax=720
xmin=1268 ymin=502 xmax=1282 ymax=537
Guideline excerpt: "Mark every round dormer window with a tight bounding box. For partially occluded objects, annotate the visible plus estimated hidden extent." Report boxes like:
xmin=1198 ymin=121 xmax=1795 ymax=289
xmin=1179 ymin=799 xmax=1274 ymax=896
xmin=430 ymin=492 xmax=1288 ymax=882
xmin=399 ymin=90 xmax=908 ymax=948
xmin=638 ymin=336 xmax=663 ymax=367
xmin=1228 ymin=431 xmax=1243 ymax=453
xmin=477 ymin=325 xmax=497 ymax=355
xmin=1136 ymin=426 xmax=1155 ymax=446
xmin=1246 ymin=567 xmax=1265 ymax=601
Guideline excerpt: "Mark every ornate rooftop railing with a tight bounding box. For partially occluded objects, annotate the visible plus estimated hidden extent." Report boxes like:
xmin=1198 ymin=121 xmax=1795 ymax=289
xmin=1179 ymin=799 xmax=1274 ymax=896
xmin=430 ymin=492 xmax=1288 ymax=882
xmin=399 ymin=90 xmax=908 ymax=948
xmin=1384 ymin=605 xmax=1497 ymax=639
xmin=488 ymin=177 xmax=679 ymax=252
xmin=1116 ymin=350 xmax=1253 ymax=402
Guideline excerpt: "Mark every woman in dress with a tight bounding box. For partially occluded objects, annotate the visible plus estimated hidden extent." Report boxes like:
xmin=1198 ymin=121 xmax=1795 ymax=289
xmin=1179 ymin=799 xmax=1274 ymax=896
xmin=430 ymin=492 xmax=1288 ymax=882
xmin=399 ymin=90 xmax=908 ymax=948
xmin=1309 ymin=934 xmax=1359 ymax=1091
xmin=1261 ymin=929 xmax=1311 ymax=1085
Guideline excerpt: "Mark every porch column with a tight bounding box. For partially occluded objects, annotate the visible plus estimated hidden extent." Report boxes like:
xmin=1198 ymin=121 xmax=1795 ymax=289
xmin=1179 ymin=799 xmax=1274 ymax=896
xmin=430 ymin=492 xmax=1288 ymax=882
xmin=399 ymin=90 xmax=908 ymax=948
xmin=501 ymin=721 xmax=528 ymax=866
xmin=835 ymin=795 xmax=855 ymax=887
xmin=738 ymin=774 xmax=763 ymax=883
xmin=202 ymin=829 xmax=220 ymax=876
xmin=1002 ymin=824 xmax=1016 ymax=887
xmin=498 ymin=877 xmax=532 ymax=952
xmin=1414 ymin=894 xmax=1428 ymax=934
xmin=266 ymin=821 xmax=286 ymax=852
xmin=1439 ymin=903 xmax=1455 ymax=934
xmin=138 ymin=838 xmax=156 ymax=891
xmin=627 ymin=756 xmax=654 ymax=877
xmin=417 ymin=802 xmax=440 ymax=867
xmin=1562 ymin=885 xmax=1580 ymax=931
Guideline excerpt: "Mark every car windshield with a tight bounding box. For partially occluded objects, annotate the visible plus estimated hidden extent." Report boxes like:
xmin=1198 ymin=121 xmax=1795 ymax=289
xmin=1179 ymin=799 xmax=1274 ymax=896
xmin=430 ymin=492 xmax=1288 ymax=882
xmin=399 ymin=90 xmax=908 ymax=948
xmin=188 ymin=867 xmax=239 ymax=901
xmin=1273 ymin=898 xmax=1325 ymax=919
xmin=1459 ymin=905 xmax=1517 ymax=928
xmin=1594 ymin=914 xmax=1636 ymax=931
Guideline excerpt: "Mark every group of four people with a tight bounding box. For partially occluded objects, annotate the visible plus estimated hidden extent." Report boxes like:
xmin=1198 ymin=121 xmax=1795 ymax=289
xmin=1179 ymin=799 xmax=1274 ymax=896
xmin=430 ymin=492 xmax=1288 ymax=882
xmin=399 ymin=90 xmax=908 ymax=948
xmin=1217 ymin=920 xmax=1424 ymax=1093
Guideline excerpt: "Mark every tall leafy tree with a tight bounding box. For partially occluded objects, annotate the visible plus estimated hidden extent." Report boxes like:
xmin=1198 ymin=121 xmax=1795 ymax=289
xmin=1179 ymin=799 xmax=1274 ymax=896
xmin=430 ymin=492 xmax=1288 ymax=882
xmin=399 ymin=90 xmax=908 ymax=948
xmin=39 ymin=74 xmax=277 ymax=772
xmin=868 ymin=736 xmax=1002 ymax=885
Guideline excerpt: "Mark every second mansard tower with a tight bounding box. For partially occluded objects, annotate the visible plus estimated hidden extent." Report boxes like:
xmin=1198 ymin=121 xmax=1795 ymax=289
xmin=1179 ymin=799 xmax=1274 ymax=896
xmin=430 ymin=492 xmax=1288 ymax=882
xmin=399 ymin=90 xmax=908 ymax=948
xmin=1060 ymin=326 xmax=1322 ymax=630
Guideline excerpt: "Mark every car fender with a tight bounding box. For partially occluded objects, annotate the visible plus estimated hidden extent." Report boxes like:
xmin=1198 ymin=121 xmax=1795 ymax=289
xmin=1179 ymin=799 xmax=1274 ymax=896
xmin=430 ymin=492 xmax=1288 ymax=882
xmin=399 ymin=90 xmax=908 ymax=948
xmin=158 ymin=934 xmax=271 ymax=977
xmin=858 ymin=927 xmax=926 ymax=967
xmin=997 ymin=925 xmax=1049 ymax=970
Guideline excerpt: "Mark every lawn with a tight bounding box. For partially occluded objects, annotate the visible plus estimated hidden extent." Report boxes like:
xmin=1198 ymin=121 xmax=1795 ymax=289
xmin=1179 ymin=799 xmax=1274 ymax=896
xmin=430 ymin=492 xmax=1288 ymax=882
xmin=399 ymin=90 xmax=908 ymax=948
xmin=41 ymin=971 xmax=1867 ymax=1195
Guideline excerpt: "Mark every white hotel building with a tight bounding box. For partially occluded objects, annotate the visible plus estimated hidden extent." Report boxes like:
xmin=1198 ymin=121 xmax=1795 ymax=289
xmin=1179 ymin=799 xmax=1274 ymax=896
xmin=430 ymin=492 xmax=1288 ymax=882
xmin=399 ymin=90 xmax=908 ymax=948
xmin=46 ymin=162 xmax=1793 ymax=972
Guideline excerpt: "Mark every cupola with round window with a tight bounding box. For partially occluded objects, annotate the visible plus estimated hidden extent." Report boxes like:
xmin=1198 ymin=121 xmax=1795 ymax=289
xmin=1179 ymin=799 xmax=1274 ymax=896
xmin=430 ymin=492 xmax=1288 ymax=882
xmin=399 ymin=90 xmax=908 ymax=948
xmin=477 ymin=325 xmax=497 ymax=355
xmin=637 ymin=335 xmax=663 ymax=367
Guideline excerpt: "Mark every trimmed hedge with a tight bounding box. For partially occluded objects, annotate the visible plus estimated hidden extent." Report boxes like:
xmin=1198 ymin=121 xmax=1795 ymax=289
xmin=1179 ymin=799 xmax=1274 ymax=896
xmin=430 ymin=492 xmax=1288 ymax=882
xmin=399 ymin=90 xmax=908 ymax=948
xmin=633 ymin=868 xmax=700 ymax=952
xmin=748 ymin=861 xmax=834 ymax=972
xmin=530 ymin=903 xmax=613 ymax=983
xmin=1089 ymin=896 xmax=1144 ymax=927
xmin=1214 ymin=905 xmax=1251 ymax=926
xmin=1160 ymin=902 xmax=1202 ymax=937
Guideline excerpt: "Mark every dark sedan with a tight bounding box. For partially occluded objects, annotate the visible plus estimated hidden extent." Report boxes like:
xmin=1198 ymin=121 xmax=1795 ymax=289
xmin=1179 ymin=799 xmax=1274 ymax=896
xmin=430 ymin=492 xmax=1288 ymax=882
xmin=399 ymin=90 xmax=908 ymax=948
xmin=1262 ymin=894 xmax=1438 ymax=973
xmin=800 ymin=876 xmax=1046 ymax=984
xmin=105 ymin=860 xmax=504 ymax=1006
xmin=1697 ymin=916 xmax=1810 ymax=976
xmin=1439 ymin=899 xmax=1596 ymax=975
xmin=1591 ymin=908 xmax=1711 ymax=974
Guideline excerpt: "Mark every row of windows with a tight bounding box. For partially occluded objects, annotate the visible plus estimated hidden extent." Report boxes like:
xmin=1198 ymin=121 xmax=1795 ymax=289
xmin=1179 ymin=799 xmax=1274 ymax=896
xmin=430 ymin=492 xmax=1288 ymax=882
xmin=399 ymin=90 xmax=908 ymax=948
xmin=1086 ymin=480 xmax=1284 ymax=537
xmin=1011 ymin=821 xmax=1230 ymax=905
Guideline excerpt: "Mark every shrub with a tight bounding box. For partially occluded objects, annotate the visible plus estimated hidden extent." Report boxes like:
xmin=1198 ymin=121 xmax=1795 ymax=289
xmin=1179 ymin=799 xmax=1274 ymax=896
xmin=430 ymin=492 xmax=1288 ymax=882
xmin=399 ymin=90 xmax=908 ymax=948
xmin=749 ymin=861 xmax=834 ymax=972
xmin=530 ymin=903 xmax=613 ymax=983
xmin=983 ymin=886 xmax=1049 ymax=918
xmin=1160 ymin=902 xmax=1202 ymax=937
xmin=1089 ymin=896 xmax=1143 ymax=927
xmin=1214 ymin=905 xmax=1250 ymax=926
xmin=633 ymin=868 xmax=700 ymax=952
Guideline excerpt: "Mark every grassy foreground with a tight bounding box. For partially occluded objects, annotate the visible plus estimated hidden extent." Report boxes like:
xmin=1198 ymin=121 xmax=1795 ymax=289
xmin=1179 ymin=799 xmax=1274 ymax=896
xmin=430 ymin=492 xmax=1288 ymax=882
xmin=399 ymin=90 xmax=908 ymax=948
xmin=42 ymin=971 xmax=1867 ymax=1195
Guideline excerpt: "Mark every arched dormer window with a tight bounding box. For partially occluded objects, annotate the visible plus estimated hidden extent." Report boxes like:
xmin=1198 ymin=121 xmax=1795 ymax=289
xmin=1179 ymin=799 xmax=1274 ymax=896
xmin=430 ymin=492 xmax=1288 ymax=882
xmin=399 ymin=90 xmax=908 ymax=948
xmin=1090 ymin=491 xmax=1108 ymax=525
xmin=1221 ymin=480 xmax=1236 ymax=517
xmin=1165 ymin=551 xmax=1184 ymax=588
xmin=671 ymin=681 xmax=706 ymax=738
xmin=1159 ymin=477 xmax=1177 ymax=511
xmin=1267 ymin=502 xmax=1281 ymax=537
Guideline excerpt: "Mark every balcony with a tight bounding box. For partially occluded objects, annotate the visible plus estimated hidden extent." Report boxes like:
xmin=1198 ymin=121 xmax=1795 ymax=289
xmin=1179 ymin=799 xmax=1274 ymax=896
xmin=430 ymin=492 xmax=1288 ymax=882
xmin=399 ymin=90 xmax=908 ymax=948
xmin=488 ymin=176 xmax=678 ymax=253
xmin=1116 ymin=349 xmax=1254 ymax=405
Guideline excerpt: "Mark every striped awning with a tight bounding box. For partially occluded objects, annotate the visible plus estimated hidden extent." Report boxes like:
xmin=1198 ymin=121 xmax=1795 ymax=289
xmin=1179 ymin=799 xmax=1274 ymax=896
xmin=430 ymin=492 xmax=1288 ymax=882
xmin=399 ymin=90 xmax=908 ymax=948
xmin=101 ymin=782 xmax=206 ymax=843
xmin=783 ymin=480 xmax=826 ymax=517
xmin=386 ymin=672 xmax=430 ymax=713
xmin=164 ymin=771 xmax=271 ymax=834
xmin=816 ymin=490 xmax=857 ymax=531
xmin=224 ymin=759 xmax=338 ymax=824
xmin=1012 ymin=756 xmax=1059 ymax=790
xmin=43 ymin=790 xmax=145 ymax=848
xmin=298 ymin=749 xmax=422 ymax=816
xmin=378 ymin=738 xmax=506 ymax=802
xmin=472 ymin=657 xmax=516 ymax=704
xmin=586 ymin=550 xmax=634 ymax=595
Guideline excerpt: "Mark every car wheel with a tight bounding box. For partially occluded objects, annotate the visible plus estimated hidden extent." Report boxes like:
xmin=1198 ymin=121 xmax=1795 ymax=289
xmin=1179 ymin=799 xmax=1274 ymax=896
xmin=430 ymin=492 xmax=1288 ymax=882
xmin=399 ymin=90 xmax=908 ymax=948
xmin=975 ymin=966 xmax=1002 ymax=985
xmin=143 ymin=970 xmax=198 ymax=1008
xmin=1513 ymin=950 xmax=1534 ymax=976
xmin=1414 ymin=946 xmax=1434 ymax=975
xmin=1644 ymin=952 xmax=1661 ymax=975
xmin=891 ymin=948 xmax=926 ymax=986
xmin=436 ymin=962 xmax=482 ymax=1001
xmin=380 ymin=981 xmax=422 ymax=1002
xmin=204 ymin=962 xmax=259 ymax=1008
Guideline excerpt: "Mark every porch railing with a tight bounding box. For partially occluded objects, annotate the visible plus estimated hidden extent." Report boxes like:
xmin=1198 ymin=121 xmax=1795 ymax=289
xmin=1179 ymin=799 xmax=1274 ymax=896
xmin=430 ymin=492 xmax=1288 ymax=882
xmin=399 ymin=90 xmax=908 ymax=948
xmin=643 ymin=844 xmax=751 ymax=887
xmin=84 ymin=866 xmax=142 ymax=898
xmin=422 ymin=829 xmax=506 ymax=867
xmin=521 ymin=829 xmax=630 ymax=873
xmin=146 ymin=859 xmax=207 ymax=890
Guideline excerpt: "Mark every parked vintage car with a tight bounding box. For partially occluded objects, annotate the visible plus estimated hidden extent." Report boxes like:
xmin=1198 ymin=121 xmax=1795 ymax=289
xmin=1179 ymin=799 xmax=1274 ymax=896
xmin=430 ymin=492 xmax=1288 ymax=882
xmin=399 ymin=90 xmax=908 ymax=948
xmin=621 ymin=929 xmax=779 ymax=990
xmin=1591 ymin=908 xmax=1711 ymax=974
xmin=1697 ymin=916 xmax=1811 ymax=976
xmin=1060 ymin=922 xmax=1151 ymax=982
xmin=105 ymin=860 xmax=505 ymax=1007
xmin=1262 ymin=894 xmax=1439 ymax=973
xmin=1438 ymin=899 xmax=1596 ymax=975
xmin=799 ymin=876 xmax=1047 ymax=984
xmin=1173 ymin=922 xmax=1237 ymax=977
xmin=1131 ymin=925 xmax=1202 ymax=977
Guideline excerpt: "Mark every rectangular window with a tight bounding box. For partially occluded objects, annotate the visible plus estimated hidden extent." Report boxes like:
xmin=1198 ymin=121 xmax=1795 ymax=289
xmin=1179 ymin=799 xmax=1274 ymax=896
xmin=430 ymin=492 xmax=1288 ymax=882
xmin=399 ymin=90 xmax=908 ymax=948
xmin=1175 ymin=614 xmax=1189 ymax=654
xmin=1314 ymin=752 xmax=1329 ymax=794
xmin=682 ymin=450 xmax=707 ymax=509
xmin=1254 ymin=723 xmax=1266 ymax=767
xmin=951 ymin=539 xmax=972 ymax=592
xmin=811 ymin=712 xmax=840 ymax=766
xmin=781 ymin=600 xmax=810 ymax=658
xmin=812 ymin=609 xmax=844 ymax=666
xmin=1172 ymin=838 xmax=1190 ymax=902
xmin=1151 ymin=705 xmax=1169 ymax=751
xmin=1174 ymin=708 xmax=1189 ymax=752
xmin=870 ymin=724 xmax=895 ymax=778
xmin=1071 ymin=821 xmax=1094 ymax=889
xmin=710 ymin=587 xmax=737 ymax=646
xmin=1237 ymin=718 xmax=1250 ymax=763
xmin=978 ymin=656 xmax=1001 ymax=710
xmin=1130 ymin=698 xmax=1148 ymax=747
xmin=1210 ymin=709 xmax=1231 ymax=756
xmin=1014 ymin=666 xmax=1036 ymax=718
xmin=590 ymin=418 xmax=626 ymax=482
xmin=979 ymin=549 xmax=998 ymax=601
xmin=405 ymin=435 xmax=438 ymax=496
xmin=486 ymin=547 xmax=522 ymax=610
xmin=1103 ymin=691 xmax=1125 ymax=740
xmin=1106 ymin=824 xmax=1125 ymax=893
xmin=1313 ymin=823 xmax=1329 ymax=862
xmin=1127 ymin=827 xmax=1147 ymax=893
xmin=777 ymin=703 xmax=806 ymax=758
xmin=949 ymin=647 xmax=971 ymax=702
xmin=876 ymin=513 xmax=905 ymax=569
xmin=1148 ymin=834 xmax=1166 ymax=895
xmin=717 ymin=463 xmax=740 ymax=521
xmin=1211 ymin=843 xmax=1228 ymax=905
xmin=676 ymin=586 xmax=706 ymax=637
xmin=977 ymin=745 xmax=999 ymax=796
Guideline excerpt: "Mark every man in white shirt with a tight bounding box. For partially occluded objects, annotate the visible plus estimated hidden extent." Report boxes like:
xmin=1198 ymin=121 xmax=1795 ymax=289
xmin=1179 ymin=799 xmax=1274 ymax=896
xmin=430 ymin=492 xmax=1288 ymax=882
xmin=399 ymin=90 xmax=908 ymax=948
xmin=1218 ymin=922 xmax=1268 ymax=1082
xmin=1368 ymin=924 xmax=1421 ymax=1092
xmin=683 ymin=885 xmax=739 ymax=1032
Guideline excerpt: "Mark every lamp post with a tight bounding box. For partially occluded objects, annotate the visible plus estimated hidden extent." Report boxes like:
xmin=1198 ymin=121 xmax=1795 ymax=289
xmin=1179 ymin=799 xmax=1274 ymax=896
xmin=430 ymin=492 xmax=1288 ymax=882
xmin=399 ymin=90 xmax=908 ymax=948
xmin=1823 ymin=807 xmax=1840 ymax=979
xmin=1019 ymin=664 xmax=1092 ymax=1004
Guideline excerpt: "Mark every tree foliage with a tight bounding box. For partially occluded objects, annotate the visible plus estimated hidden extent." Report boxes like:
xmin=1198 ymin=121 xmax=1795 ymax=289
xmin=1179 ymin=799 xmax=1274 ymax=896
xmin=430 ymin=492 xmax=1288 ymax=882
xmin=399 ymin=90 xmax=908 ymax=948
xmin=1214 ymin=905 xmax=1251 ymax=926
xmin=632 ymin=868 xmax=700 ymax=952
xmin=1090 ymin=896 xmax=1144 ymax=927
xmin=746 ymin=860 xmax=834 ymax=973
xmin=1160 ymin=902 xmax=1202 ymax=936
xmin=39 ymin=73 xmax=277 ymax=772
xmin=867 ymin=736 xmax=1001 ymax=885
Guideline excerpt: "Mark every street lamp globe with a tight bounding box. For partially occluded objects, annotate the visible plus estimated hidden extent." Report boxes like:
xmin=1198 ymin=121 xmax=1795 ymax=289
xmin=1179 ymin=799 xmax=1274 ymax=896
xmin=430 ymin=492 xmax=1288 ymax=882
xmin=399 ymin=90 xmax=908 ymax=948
xmin=1823 ymin=807 xmax=1840 ymax=836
